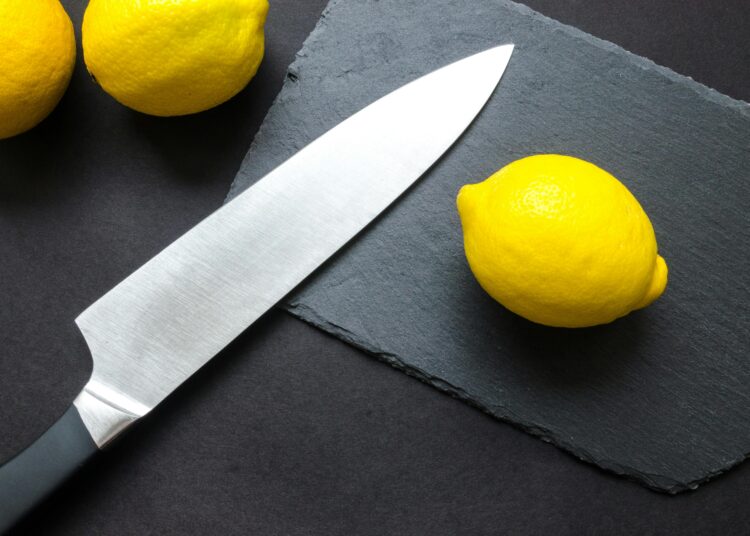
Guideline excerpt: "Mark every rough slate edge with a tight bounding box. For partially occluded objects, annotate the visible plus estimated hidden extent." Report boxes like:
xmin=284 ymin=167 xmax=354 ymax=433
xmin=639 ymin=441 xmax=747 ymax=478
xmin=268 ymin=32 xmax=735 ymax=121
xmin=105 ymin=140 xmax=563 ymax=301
xmin=279 ymin=304 xmax=747 ymax=496
xmin=226 ymin=0 xmax=748 ymax=206
xmin=226 ymin=0 xmax=750 ymax=494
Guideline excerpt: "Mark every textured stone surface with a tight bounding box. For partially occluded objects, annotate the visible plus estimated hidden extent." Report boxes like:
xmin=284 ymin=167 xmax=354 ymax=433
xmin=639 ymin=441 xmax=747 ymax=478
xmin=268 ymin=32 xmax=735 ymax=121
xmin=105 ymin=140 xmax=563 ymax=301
xmin=229 ymin=0 xmax=750 ymax=493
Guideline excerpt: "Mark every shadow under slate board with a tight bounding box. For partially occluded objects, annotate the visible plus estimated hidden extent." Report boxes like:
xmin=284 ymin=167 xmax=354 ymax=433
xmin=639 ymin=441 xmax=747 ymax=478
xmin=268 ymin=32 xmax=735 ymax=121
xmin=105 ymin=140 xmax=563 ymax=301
xmin=227 ymin=0 xmax=750 ymax=493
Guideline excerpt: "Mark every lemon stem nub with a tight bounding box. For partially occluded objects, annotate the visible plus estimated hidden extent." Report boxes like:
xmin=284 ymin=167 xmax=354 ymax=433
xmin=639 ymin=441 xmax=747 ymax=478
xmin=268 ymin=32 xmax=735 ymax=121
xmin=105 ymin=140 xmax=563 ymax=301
xmin=634 ymin=255 xmax=668 ymax=310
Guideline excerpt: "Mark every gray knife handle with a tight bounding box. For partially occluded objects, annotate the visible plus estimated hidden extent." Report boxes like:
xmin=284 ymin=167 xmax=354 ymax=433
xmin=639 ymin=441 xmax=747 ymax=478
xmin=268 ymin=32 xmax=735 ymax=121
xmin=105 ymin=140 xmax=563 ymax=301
xmin=0 ymin=405 xmax=98 ymax=534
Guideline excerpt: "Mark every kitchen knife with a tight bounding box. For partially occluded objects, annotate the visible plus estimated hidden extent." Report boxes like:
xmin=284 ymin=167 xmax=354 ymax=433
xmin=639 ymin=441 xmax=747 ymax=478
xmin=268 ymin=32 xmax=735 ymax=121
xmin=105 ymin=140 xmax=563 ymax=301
xmin=0 ymin=44 xmax=513 ymax=532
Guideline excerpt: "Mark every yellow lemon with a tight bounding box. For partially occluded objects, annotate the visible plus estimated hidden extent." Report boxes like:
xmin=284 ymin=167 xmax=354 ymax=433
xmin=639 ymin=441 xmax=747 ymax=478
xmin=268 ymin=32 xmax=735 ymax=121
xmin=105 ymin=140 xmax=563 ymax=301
xmin=0 ymin=0 xmax=76 ymax=140
xmin=82 ymin=0 xmax=269 ymax=116
xmin=457 ymin=154 xmax=668 ymax=328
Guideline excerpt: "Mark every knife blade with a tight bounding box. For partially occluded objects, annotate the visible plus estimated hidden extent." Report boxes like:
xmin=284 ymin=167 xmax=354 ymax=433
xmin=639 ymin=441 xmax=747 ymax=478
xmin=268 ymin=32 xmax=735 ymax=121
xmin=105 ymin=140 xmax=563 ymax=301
xmin=0 ymin=44 xmax=513 ymax=532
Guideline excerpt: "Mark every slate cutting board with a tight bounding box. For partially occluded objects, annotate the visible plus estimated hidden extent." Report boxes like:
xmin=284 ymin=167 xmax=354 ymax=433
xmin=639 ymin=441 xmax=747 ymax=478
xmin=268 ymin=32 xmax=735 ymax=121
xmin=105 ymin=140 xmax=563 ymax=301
xmin=227 ymin=0 xmax=750 ymax=493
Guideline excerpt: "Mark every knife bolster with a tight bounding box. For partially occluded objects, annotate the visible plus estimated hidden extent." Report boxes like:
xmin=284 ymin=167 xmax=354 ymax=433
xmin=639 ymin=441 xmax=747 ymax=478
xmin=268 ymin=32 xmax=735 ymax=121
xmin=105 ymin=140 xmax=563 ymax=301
xmin=73 ymin=379 xmax=146 ymax=448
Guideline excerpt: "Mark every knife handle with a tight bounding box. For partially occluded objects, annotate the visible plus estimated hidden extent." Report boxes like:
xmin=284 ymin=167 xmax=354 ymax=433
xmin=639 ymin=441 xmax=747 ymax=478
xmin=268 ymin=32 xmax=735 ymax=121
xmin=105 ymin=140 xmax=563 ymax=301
xmin=0 ymin=405 xmax=98 ymax=534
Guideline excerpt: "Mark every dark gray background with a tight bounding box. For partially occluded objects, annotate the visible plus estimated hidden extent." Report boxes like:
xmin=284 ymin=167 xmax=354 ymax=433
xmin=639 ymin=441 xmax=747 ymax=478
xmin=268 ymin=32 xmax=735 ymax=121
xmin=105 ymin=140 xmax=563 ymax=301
xmin=1 ymin=0 xmax=748 ymax=534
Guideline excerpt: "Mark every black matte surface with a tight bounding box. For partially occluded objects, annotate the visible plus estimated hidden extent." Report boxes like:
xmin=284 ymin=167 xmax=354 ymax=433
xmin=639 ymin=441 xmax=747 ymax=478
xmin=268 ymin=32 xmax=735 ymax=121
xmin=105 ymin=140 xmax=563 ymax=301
xmin=0 ymin=406 xmax=96 ymax=533
xmin=229 ymin=0 xmax=750 ymax=493
xmin=2 ymin=0 xmax=750 ymax=534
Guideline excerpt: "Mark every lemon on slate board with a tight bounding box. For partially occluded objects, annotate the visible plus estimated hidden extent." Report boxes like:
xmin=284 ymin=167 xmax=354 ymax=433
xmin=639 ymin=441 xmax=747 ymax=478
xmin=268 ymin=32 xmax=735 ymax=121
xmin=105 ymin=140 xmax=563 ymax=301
xmin=457 ymin=154 xmax=668 ymax=328
xmin=82 ymin=0 xmax=269 ymax=117
xmin=0 ymin=0 xmax=76 ymax=140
